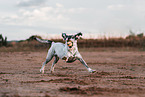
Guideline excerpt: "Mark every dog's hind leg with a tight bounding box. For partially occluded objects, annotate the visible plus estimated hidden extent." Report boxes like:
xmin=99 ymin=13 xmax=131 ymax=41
xmin=40 ymin=48 xmax=54 ymax=74
xmin=50 ymin=55 xmax=59 ymax=73
xmin=40 ymin=56 xmax=53 ymax=74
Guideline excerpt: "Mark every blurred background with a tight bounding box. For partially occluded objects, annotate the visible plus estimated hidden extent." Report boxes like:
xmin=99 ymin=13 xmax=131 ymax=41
xmin=0 ymin=0 xmax=145 ymax=50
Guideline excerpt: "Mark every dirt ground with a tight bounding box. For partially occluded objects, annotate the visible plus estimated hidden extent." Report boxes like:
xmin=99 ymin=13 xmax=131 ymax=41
xmin=0 ymin=48 xmax=145 ymax=97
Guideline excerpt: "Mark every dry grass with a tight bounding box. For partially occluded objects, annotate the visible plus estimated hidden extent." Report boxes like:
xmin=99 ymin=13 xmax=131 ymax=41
xmin=1 ymin=35 xmax=145 ymax=52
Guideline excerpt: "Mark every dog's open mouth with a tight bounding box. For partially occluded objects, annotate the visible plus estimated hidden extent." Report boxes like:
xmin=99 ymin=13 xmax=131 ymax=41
xmin=62 ymin=56 xmax=76 ymax=63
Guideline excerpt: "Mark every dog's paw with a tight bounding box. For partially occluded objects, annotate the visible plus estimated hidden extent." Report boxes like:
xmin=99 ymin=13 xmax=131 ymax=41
xmin=50 ymin=70 xmax=53 ymax=74
xmin=88 ymin=68 xmax=96 ymax=73
xmin=50 ymin=68 xmax=54 ymax=74
xmin=50 ymin=69 xmax=54 ymax=74
xmin=90 ymin=69 xmax=96 ymax=73
xmin=40 ymin=69 xmax=44 ymax=74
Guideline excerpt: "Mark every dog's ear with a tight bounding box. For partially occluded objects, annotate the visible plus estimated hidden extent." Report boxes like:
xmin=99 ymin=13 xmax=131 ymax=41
xmin=62 ymin=33 xmax=67 ymax=40
xmin=74 ymin=32 xmax=82 ymax=40
xmin=77 ymin=32 xmax=82 ymax=36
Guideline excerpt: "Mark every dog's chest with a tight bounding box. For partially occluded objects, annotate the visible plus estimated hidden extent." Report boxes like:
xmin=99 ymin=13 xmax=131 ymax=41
xmin=62 ymin=48 xmax=77 ymax=63
xmin=68 ymin=47 xmax=77 ymax=57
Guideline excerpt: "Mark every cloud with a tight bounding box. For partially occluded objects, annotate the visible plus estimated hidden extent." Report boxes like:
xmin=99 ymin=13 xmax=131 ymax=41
xmin=2 ymin=0 xmax=145 ymax=40
xmin=107 ymin=4 xmax=124 ymax=10
xmin=0 ymin=4 xmax=74 ymax=34
xmin=56 ymin=3 xmax=63 ymax=8
xmin=17 ymin=0 xmax=47 ymax=7
xmin=2 ymin=2 xmax=88 ymax=28
xmin=0 ymin=3 xmax=106 ymax=36
xmin=19 ymin=6 xmax=70 ymax=23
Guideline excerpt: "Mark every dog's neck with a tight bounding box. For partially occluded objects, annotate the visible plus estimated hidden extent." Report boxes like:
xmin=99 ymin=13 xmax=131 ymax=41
xmin=64 ymin=40 xmax=78 ymax=56
xmin=65 ymin=41 xmax=78 ymax=58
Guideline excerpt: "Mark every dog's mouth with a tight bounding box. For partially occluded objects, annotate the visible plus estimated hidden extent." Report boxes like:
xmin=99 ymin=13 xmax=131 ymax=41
xmin=67 ymin=40 xmax=73 ymax=48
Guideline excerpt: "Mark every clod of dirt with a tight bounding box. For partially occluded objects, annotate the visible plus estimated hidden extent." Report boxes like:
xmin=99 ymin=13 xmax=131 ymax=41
xmin=59 ymin=87 xmax=104 ymax=95
xmin=59 ymin=86 xmax=145 ymax=95
xmin=120 ymin=76 xmax=138 ymax=79
xmin=59 ymin=87 xmax=87 ymax=94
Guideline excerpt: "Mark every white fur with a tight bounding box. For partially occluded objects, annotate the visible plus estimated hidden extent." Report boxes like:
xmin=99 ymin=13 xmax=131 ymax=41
xmin=37 ymin=33 xmax=96 ymax=73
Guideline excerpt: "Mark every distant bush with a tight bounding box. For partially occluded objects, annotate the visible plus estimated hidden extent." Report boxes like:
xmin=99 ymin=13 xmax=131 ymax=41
xmin=0 ymin=34 xmax=7 ymax=47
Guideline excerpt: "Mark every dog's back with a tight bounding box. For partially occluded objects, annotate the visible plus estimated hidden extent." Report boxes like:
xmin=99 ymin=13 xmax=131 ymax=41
xmin=51 ymin=42 xmax=67 ymax=59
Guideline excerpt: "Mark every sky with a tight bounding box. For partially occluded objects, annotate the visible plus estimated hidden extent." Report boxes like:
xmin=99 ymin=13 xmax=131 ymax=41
xmin=0 ymin=0 xmax=145 ymax=40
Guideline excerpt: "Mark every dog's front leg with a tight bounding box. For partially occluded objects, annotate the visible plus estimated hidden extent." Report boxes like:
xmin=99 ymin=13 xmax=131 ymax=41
xmin=77 ymin=58 xmax=96 ymax=73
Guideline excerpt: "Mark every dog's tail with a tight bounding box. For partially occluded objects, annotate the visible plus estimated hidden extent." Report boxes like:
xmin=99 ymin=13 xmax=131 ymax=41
xmin=35 ymin=37 xmax=53 ymax=44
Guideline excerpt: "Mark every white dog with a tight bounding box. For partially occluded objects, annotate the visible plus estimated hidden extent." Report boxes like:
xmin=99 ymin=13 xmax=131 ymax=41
xmin=35 ymin=32 xmax=96 ymax=73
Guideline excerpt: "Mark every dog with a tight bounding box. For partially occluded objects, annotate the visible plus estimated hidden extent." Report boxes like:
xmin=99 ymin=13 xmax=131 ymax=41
xmin=35 ymin=32 xmax=96 ymax=73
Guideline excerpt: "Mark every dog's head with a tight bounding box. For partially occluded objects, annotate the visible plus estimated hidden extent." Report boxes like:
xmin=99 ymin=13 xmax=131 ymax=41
xmin=62 ymin=32 xmax=82 ymax=48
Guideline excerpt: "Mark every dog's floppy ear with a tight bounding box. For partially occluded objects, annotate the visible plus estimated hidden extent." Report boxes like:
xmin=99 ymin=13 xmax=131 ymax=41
xmin=74 ymin=32 xmax=82 ymax=40
xmin=62 ymin=33 xmax=67 ymax=40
